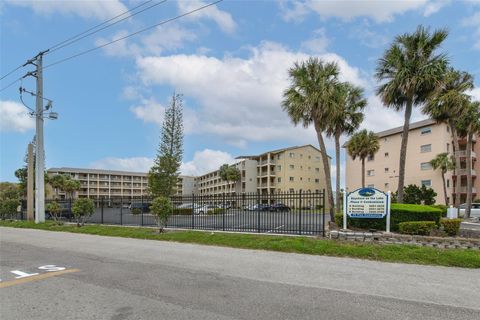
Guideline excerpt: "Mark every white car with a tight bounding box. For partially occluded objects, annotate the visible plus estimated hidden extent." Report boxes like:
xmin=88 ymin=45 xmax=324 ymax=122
xmin=193 ymin=204 xmax=218 ymax=215
xmin=458 ymin=203 xmax=480 ymax=218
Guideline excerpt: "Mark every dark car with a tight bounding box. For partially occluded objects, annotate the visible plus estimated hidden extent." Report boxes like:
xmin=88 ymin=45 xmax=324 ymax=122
xmin=269 ymin=203 xmax=291 ymax=212
xmin=129 ymin=202 xmax=151 ymax=213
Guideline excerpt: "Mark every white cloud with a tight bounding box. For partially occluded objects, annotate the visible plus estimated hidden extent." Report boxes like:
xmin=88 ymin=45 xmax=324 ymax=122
xmin=130 ymin=98 xmax=166 ymax=127
xmin=300 ymin=28 xmax=330 ymax=53
xmin=180 ymin=149 xmax=235 ymax=176
xmin=4 ymin=0 xmax=128 ymax=20
xmin=135 ymin=41 xmax=366 ymax=148
xmin=469 ymin=88 xmax=480 ymax=101
xmin=360 ymin=95 xmax=426 ymax=133
xmin=177 ymin=0 xmax=236 ymax=34
xmin=463 ymin=11 xmax=480 ymax=49
xmin=423 ymin=0 xmax=451 ymax=16
xmin=0 ymin=100 xmax=35 ymax=133
xmin=280 ymin=0 xmax=430 ymax=23
xmin=90 ymin=157 xmax=154 ymax=173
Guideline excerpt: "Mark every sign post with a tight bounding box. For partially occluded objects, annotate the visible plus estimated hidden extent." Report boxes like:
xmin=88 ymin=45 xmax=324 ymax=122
xmin=344 ymin=188 xmax=390 ymax=232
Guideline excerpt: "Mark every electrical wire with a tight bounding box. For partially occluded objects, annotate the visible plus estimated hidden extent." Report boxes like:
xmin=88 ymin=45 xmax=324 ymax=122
xmin=47 ymin=0 xmax=168 ymax=54
xmin=43 ymin=0 xmax=223 ymax=71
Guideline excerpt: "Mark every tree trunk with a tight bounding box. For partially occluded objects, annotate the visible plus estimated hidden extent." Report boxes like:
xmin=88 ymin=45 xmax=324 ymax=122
xmin=314 ymin=121 xmax=335 ymax=221
xmin=361 ymin=158 xmax=365 ymax=188
xmin=397 ymin=99 xmax=413 ymax=203
xmin=450 ymin=123 xmax=462 ymax=207
xmin=465 ymin=132 xmax=473 ymax=218
xmin=335 ymin=131 xmax=341 ymax=213
xmin=441 ymin=170 xmax=448 ymax=206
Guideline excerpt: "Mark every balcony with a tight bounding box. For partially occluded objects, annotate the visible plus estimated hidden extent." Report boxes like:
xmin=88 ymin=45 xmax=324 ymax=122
xmin=458 ymin=134 xmax=477 ymax=144
xmin=455 ymin=169 xmax=477 ymax=177
xmin=453 ymin=187 xmax=477 ymax=194
xmin=455 ymin=150 xmax=476 ymax=159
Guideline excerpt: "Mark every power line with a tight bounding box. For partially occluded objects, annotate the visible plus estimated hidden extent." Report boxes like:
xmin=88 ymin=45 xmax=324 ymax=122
xmin=0 ymin=77 xmax=22 ymax=93
xmin=47 ymin=0 xmax=168 ymax=54
xmin=43 ymin=0 xmax=223 ymax=71
xmin=0 ymin=65 xmax=22 ymax=81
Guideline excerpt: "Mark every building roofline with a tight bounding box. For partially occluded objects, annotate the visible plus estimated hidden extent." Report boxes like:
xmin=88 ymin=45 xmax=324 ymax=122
xmin=235 ymin=144 xmax=332 ymax=160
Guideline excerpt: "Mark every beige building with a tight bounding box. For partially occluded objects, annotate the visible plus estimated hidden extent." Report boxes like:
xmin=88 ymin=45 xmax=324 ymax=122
xmin=345 ymin=119 xmax=479 ymax=204
xmin=47 ymin=167 xmax=194 ymax=200
xmin=196 ymin=145 xmax=330 ymax=196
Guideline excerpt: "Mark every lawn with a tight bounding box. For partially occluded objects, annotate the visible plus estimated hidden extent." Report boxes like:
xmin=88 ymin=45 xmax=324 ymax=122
xmin=1 ymin=220 xmax=479 ymax=268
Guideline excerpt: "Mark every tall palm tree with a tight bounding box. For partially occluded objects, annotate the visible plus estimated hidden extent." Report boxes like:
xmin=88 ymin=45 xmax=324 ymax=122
xmin=423 ymin=68 xmax=474 ymax=206
xmin=456 ymin=100 xmax=480 ymax=218
xmin=346 ymin=130 xmax=380 ymax=188
xmin=282 ymin=57 xmax=339 ymax=220
xmin=430 ymin=153 xmax=455 ymax=205
xmin=375 ymin=25 xmax=448 ymax=203
xmin=48 ymin=174 xmax=66 ymax=199
xmin=325 ymin=82 xmax=366 ymax=212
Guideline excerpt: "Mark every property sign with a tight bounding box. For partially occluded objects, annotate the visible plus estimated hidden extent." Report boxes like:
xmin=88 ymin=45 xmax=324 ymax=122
xmin=345 ymin=188 xmax=389 ymax=218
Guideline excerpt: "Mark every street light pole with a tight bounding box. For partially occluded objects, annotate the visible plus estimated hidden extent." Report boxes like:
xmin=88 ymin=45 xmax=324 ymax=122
xmin=34 ymin=52 xmax=45 ymax=223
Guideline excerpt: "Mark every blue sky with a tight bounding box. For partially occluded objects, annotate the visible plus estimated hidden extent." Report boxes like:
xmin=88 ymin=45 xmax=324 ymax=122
xmin=1 ymin=0 xmax=479 ymax=186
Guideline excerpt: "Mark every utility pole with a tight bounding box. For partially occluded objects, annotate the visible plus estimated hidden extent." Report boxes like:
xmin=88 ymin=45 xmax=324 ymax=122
xmin=27 ymin=143 xmax=34 ymax=221
xmin=34 ymin=52 xmax=45 ymax=223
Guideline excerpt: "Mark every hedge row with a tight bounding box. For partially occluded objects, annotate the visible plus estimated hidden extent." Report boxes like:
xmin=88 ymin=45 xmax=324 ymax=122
xmin=399 ymin=221 xmax=437 ymax=235
xmin=334 ymin=203 xmax=442 ymax=232
xmin=440 ymin=218 xmax=462 ymax=236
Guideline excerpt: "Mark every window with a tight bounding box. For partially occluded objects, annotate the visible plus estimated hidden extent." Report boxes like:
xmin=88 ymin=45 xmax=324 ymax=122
xmin=277 ymin=177 xmax=281 ymax=183
xmin=315 ymin=168 xmax=320 ymax=172
xmin=421 ymin=180 xmax=432 ymax=187
xmin=308 ymin=166 xmax=311 ymax=170
xmin=308 ymin=155 xmax=311 ymax=159
xmin=384 ymin=137 xmax=388 ymax=142
xmin=289 ymin=164 xmax=294 ymax=170
xmin=300 ymin=154 xmax=303 ymax=158
xmin=367 ymin=154 xmax=374 ymax=161
xmin=384 ymin=152 xmax=389 ymax=157
xmin=384 ymin=183 xmax=389 ymax=189
xmin=420 ymin=144 xmax=432 ymax=153
xmin=308 ymin=178 xmax=311 ymax=182
xmin=420 ymin=162 xmax=432 ymax=170
xmin=300 ymin=177 xmax=303 ymax=181
xmin=315 ymin=179 xmax=319 ymax=183
xmin=289 ymin=152 xmax=295 ymax=158
xmin=367 ymin=170 xmax=375 ymax=176
xmin=446 ymin=179 xmax=450 ymax=188
xmin=300 ymin=166 xmax=303 ymax=170
xmin=385 ymin=168 xmax=389 ymax=173
xmin=421 ymin=127 xmax=432 ymax=135
xmin=277 ymin=165 xmax=282 ymax=171
xmin=446 ymin=143 xmax=450 ymax=152
xmin=289 ymin=177 xmax=294 ymax=182
xmin=367 ymin=184 xmax=375 ymax=188
xmin=277 ymin=154 xmax=282 ymax=160
xmin=289 ymin=188 xmax=294 ymax=193
xmin=315 ymin=156 xmax=320 ymax=161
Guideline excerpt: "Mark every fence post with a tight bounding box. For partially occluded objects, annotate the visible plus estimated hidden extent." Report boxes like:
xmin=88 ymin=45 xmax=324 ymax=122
xmin=322 ymin=189 xmax=326 ymax=237
xmin=191 ymin=193 xmax=195 ymax=229
xmin=141 ymin=195 xmax=144 ymax=226
xmin=222 ymin=192 xmax=227 ymax=231
xmin=101 ymin=197 xmax=104 ymax=224
xmin=257 ymin=192 xmax=260 ymax=233
xmin=298 ymin=190 xmax=302 ymax=235
xmin=120 ymin=198 xmax=123 ymax=225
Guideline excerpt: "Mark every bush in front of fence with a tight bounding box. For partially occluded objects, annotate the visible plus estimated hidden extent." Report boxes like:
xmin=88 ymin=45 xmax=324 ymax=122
xmin=207 ymin=208 xmax=224 ymax=215
xmin=399 ymin=221 xmax=437 ymax=235
xmin=334 ymin=203 xmax=442 ymax=232
xmin=173 ymin=208 xmax=193 ymax=215
xmin=440 ymin=218 xmax=462 ymax=236
xmin=72 ymin=198 xmax=95 ymax=227
xmin=0 ymin=198 xmax=19 ymax=220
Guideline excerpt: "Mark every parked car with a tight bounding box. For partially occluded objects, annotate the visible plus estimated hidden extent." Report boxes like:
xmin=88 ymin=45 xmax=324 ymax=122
xmin=248 ymin=204 xmax=271 ymax=211
xmin=129 ymin=202 xmax=151 ymax=213
xmin=193 ymin=204 xmax=218 ymax=215
xmin=269 ymin=203 xmax=291 ymax=212
xmin=458 ymin=203 xmax=480 ymax=218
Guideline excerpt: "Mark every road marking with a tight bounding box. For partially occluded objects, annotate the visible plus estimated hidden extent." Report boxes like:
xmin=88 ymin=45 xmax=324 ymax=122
xmin=0 ymin=269 xmax=80 ymax=289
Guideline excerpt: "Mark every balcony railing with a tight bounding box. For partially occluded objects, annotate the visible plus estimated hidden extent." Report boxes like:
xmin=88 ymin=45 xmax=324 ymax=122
xmin=455 ymin=150 xmax=476 ymax=158
xmin=456 ymin=169 xmax=477 ymax=176
xmin=453 ymin=187 xmax=477 ymax=194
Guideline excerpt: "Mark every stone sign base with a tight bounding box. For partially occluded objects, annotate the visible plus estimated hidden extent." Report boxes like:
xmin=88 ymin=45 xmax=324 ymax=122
xmin=329 ymin=230 xmax=480 ymax=250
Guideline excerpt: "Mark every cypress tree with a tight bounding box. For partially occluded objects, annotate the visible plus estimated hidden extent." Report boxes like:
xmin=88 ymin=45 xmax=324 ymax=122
xmin=148 ymin=93 xmax=184 ymax=197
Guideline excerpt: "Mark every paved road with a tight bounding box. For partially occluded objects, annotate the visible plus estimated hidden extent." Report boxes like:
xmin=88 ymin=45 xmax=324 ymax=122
xmin=1 ymin=227 xmax=479 ymax=320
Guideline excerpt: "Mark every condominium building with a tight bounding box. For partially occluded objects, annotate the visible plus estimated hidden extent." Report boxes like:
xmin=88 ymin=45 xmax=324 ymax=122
xmin=195 ymin=145 xmax=329 ymax=196
xmin=345 ymin=119 xmax=479 ymax=204
xmin=46 ymin=167 xmax=194 ymax=200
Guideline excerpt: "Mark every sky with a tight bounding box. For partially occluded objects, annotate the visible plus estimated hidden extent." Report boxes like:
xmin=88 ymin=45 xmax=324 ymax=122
xmin=1 ymin=0 xmax=480 ymax=188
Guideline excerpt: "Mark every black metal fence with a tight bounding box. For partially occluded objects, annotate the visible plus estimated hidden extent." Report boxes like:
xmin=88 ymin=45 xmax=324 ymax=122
xmin=21 ymin=191 xmax=326 ymax=236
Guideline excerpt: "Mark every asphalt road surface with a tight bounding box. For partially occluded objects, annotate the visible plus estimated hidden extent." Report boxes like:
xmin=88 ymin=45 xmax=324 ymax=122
xmin=1 ymin=227 xmax=479 ymax=320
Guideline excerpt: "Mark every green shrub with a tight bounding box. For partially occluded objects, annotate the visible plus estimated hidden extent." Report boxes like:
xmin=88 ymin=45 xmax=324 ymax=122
xmin=440 ymin=218 xmax=462 ymax=236
xmin=336 ymin=204 xmax=442 ymax=231
xmin=72 ymin=198 xmax=95 ymax=227
xmin=172 ymin=208 xmax=193 ymax=215
xmin=399 ymin=221 xmax=437 ymax=235
xmin=150 ymin=196 xmax=173 ymax=232
xmin=207 ymin=208 xmax=224 ymax=215
xmin=0 ymin=198 xmax=20 ymax=220
xmin=131 ymin=207 xmax=142 ymax=215
xmin=429 ymin=204 xmax=448 ymax=217
xmin=46 ymin=201 xmax=62 ymax=221
xmin=474 ymin=198 xmax=480 ymax=203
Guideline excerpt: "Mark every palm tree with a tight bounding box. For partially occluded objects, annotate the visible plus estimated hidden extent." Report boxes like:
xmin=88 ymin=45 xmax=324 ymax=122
xmin=282 ymin=57 xmax=339 ymax=220
xmin=219 ymin=164 xmax=241 ymax=194
xmin=346 ymin=130 xmax=380 ymax=188
xmin=325 ymin=82 xmax=366 ymax=212
xmin=375 ymin=25 xmax=448 ymax=203
xmin=456 ymin=100 xmax=480 ymax=218
xmin=430 ymin=153 xmax=455 ymax=205
xmin=48 ymin=174 xmax=66 ymax=199
xmin=423 ymin=68 xmax=474 ymax=206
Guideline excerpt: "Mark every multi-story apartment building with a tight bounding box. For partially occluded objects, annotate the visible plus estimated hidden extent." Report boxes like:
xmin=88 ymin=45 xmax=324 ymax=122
xmin=195 ymin=145 xmax=329 ymax=196
xmin=47 ymin=167 xmax=195 ymax=200
xmin=345 ymin=119 xmax=479 ymax=205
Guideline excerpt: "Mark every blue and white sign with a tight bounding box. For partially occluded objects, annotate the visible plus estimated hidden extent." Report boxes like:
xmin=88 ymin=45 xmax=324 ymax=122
xmin=346 ymin=188 xmax=389 ymax=218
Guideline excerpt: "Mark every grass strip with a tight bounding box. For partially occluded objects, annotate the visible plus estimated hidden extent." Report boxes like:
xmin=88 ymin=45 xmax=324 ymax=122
xmin=1 ymin=220 xmax=479 ymax=268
